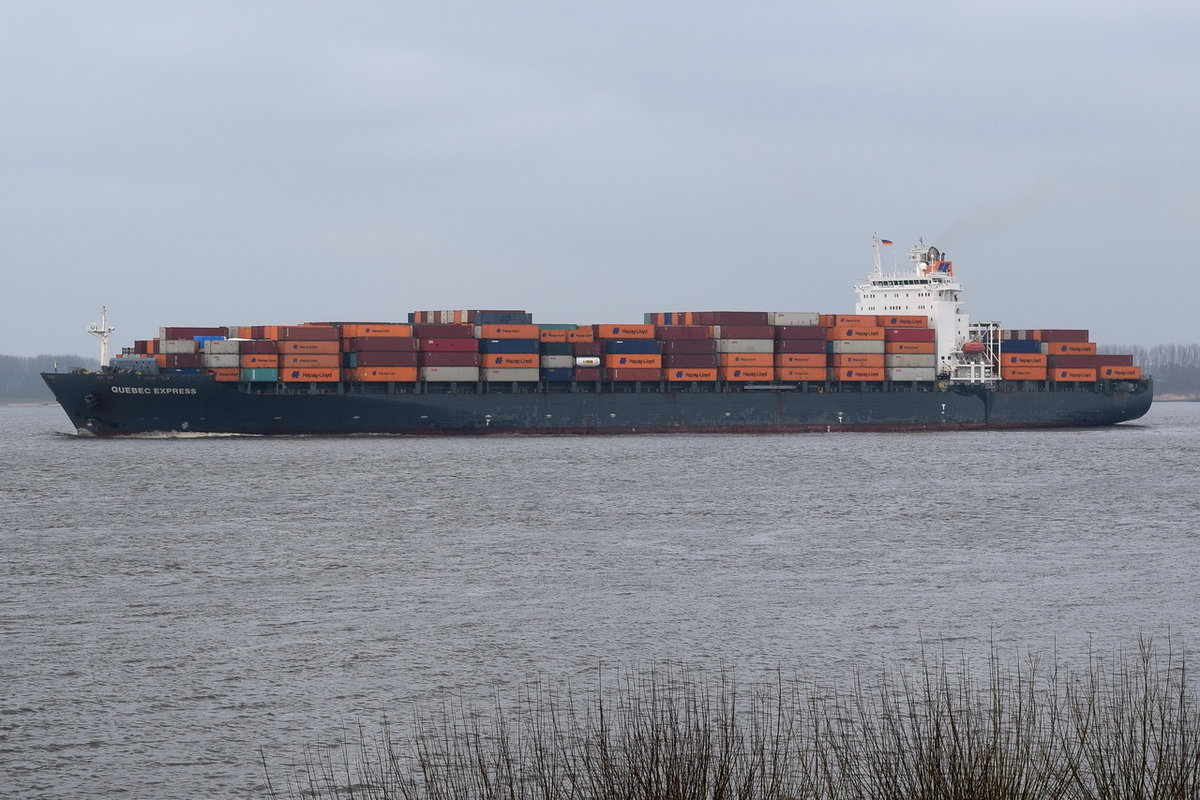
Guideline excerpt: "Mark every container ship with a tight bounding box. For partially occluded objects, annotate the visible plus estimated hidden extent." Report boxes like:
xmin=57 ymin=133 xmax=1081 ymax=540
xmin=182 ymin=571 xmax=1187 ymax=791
xmin=42 ymin=241 xmax=1152 ymax=436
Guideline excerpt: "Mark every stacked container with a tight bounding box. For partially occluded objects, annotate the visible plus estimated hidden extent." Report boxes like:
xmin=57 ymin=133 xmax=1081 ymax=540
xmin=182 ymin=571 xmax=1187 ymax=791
xmin=826 ymin=315 xmax=885 ymax=382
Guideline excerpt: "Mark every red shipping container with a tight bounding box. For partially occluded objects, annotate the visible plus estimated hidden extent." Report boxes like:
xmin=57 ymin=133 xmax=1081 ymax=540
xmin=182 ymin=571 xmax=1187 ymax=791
xmin=1094 ymin=354 xmax=1134 ymax=367
xmin=163 ymin=353 xmax=201 ymax=368
xmin=419 ymin=352 xmax=480 ymax=366
xmin=661 ymin=339 xmax=718 ymax=354
xmin=240 ymin=340 xmax=278 ymax=354
xmin=774 ymin=325 xmax=826 ymax=340
xmin=274 ymin=325 xmax=338 ymax=341
xmin=1038 ymin=329 xmax=1089 ymax=342
xmin=884 ymin=328 xmax=936 ymax=342
xmin=420 ymin=338 xmax=478 ymax=352
xmin=354 ymin=351 xmax=420 ymax=367
xmin=693 ymin=311 xmax=769 ymax=326
xmin=664 ymin=354 xmax=719 ymax=368
xmin=412 ymin=324 xmax=474 ymax=339
xmin=774 ymin=339 xmax=827 ymax=354
xmin=161 ymin=326 xmax=228 ymax=339
xmin=574 ymin=368 xmax=602 ymax=380
xmin=572 ymin=341 xmax=603 ymax=356
xmin=713 ymin=324 xmax=774 ymax=339
xmin=1048 ymin=355 xmax=1099 ymax=369
xmin=654 ymin=325 xmax=712 ymax=340
xmin=605 ymin=367 xmax=661 ymax=380
xmin=348 ymin=336 xmax=419 ymax=352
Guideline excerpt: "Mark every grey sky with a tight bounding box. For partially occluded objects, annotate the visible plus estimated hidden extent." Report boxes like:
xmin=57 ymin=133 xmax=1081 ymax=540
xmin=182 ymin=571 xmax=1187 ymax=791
xmin=4 ymin=1 xmax=1197 ymax=358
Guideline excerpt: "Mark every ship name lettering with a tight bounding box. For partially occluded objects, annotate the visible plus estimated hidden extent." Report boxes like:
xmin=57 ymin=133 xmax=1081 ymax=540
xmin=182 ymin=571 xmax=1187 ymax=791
xmin=111 ymin=386 xmax=152 ymax=394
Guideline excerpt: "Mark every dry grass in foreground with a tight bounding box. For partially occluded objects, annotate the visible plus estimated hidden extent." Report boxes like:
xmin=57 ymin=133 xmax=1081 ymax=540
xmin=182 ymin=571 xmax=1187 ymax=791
xmin=263 ymin=639 xmax=1199 ymax=799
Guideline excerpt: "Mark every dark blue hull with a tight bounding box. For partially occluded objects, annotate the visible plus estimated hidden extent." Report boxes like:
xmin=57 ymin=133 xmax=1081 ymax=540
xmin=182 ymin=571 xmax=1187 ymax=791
xmin=41 ymin=371 xmax=1154 ymax=436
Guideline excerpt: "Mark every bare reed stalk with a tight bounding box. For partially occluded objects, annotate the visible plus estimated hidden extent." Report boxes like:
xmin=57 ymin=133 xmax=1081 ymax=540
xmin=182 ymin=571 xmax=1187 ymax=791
xmin=263 ymin=640 xmax=1200 ymax=800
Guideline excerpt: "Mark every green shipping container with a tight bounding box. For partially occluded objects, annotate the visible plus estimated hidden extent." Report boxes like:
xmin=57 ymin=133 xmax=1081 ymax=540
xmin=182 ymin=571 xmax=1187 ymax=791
xmin=240 ymin=368 xmax=279 ymax=382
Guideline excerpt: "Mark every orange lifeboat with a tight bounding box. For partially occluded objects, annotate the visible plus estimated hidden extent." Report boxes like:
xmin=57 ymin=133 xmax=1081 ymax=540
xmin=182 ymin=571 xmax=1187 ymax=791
xmin=961 ymin=340 xmax=986 ymax=354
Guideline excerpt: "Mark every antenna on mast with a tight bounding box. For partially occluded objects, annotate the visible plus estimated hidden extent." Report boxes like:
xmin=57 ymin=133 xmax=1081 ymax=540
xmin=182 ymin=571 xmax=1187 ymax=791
xmin=87 ymin=307 xmax=115 ymax=367
xmin=872 ymin=235 xmax=893 ymax=276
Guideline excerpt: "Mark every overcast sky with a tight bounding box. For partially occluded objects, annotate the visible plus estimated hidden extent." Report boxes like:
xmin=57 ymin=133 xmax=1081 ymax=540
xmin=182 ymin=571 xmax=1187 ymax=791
xmin=4 ymin=1 xmax=1197 ymax=358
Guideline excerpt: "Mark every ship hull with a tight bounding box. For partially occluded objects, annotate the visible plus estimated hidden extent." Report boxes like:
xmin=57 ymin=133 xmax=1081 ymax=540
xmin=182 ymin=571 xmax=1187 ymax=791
xmin=42 ymin=372 xmax=1154 ymax=436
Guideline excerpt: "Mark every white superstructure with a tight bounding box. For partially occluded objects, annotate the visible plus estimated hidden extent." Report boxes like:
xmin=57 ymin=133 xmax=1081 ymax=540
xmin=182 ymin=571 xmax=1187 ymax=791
xmin=855 ymin=239 xmax=970 ymax=378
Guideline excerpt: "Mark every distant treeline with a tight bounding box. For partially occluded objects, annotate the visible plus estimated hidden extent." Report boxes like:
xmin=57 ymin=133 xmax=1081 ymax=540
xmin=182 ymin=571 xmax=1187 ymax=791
xmin=1104 ymin=343 xmax=1200 ymax=398
xmin=0 ymin=354 xmax=92 ymax=401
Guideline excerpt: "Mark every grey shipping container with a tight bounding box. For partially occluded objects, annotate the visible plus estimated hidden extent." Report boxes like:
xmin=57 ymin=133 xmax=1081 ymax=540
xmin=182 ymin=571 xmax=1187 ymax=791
xmin=829 ymin=340 xmax=885 ymax=354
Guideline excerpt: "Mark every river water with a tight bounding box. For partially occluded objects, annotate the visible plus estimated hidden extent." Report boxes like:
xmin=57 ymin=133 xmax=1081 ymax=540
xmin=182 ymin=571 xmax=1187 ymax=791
xmin=2 ymin=401 xmax=1198 ymax=798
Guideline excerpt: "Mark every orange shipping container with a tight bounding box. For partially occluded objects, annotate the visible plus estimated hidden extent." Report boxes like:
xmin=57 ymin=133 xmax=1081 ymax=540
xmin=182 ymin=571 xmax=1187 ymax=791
xmin=595 ymin=324 xmax=656 ymax=339
xmin=483 ymin=353 xmax=540 ymax=368
xmin=565 ymin=328 xmax=595 ymax=343
xmin=832 ymin=367 xmax=885 ymax=381
xmin=281 ymin=367 xmax=341 ymax=382
xmin=876 ymin=315 xmax=930 ymax=328
xmin=539 ymin=329 xmax=569 ymax=342
xmin=277 ymin=340 xmax=340 ymax=354
xmin=281 ymin=354 xmax=340 ymax=369
xmin=777 ymin=367 xmax=828 ymax=381
xmin=341 ymin=323 xmax=412 ymax=338
xmin=154 ymin=353 xmax=168 ymax=368
xmin=1051 ymin=368 xmax=1097 ymax=382
xmin=774 ymin=353 xmax=827 ymax=367
xmin=1000 ymin=366 xmax=1048 ymax=380
xmin=1044 ymin=341 xmax=1098 ymax=355
xmin=1001 ymin=353 xmax=1047 ymax=367
xmin=834 ymin=314 xmax=876 ymax=327
xmin=719 ymin=352 xmax=773 ymax=367
xmin=478 ymin=324 xmax=540 ymax=339
xmin=348 ymin=366 xmax=419 ymax=382
xmin=1101 ymin=366 xmax=1142 ymax=379
xmin=603 ymin=354 xmax=662 ymax=368
xmin=665 ymin=367 xmax=718 ymax=381
xmin=208 ymin=367 xmax=240 ymax=382
xmin=719 ymin=367 xmax=774 ymax=381
xmin=831 ymin=353 xmax=884 ymax=368
xmin=825 ymin=326 xmax=885 ymax=341
xmin=240 ymin=353 xmax=279 ymax=368
xmin=884 ymin=341 xmax=936 ymax=354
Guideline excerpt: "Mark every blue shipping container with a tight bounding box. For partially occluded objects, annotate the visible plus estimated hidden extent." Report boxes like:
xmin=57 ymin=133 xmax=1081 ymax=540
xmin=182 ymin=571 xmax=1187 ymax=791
xmin=999 ymin=339 xmax=1041 ymax=353
xmin=478 ymin=338 xmax=539 ymax=354
xmin=541 ymin=368 xmax=575 ymax=382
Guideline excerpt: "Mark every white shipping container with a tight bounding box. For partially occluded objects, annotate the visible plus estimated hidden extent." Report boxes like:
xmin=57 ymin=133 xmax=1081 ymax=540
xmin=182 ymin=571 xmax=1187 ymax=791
xmin=201 ymin=353 xmax=240 ymax=368
xmin=420 ymin=366 xmax=479 ymax=382
xmin=715 ymin=338 xmax=774 ymax=354
xmin=768 ymin=312 xmax=821 ymax=326
xmin=541 ymin=355 xmax=573 ymax=369
xmin=481 ymin=368 xmax=540 ymax=382
xmin=203 ymin=340 xmax=242 ymax=355
xmin=886 ymin=367 xmax=938 ymax=381
xmin=829 ymin=340 xmax=885 ymax=354
xmin=160 ymin=339 xmax=198 ymax=354
xmin=884 ymin=354 xmax=937 ymax=368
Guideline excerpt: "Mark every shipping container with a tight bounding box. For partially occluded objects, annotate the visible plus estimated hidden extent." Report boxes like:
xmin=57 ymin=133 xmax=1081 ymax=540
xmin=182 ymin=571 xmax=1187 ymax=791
xmin=421 ymin=366 xmax=480 ymax=381
xmin=693 ymin=311 xmax=769 ymax=326
xmin=712 ymin=324 xmax=774 ymax=339
xmin=666 ymin=368 xmax=719 ymax=381
xmin=280 ymin=354 xmax=340 ymax=369
xmin=773 ymin=338 xmax=827 ymax=354
xmin=281 ymin=367 xmax=340 ymax=382
xmin=885 ymin=367 xmax=938 ymax=381
xmin=278 ymin=340 xmax=340 ymax=354
xmin=412 ymin=323 xmax=474 ymax=339
xmin=876 ymin=315 xmax=930 ymax=328
xmin=884 ymin=328 xmax=936 ymax=342
xmin=603 ymin=339 xmax=662 ymax=354
xmin=1101 ymin=366 xmax=1142 ymax=379
xmin=201 ymin=353 xmax=240 ymax=368
xmin=240 ymin=353 xmax=279 ymax=368
xmin=718 ymin=352 xmax=773 ymax=367
xmin=419 ymin=338 xmax=478 ymax=352
xmin=715 ymin=338 xmax=774 ymax=354
xmin=595 ymin=324 xmax=656 ymax=339
xmin=1037 ymin=329 xmax=1089 ymax=342
xmin=884 ymin=354 xmax=938 ymax=368
xmin=663 ymin=354 xmax=719 ymax=368
xmin=208 ymin=367 xmax=241 ymax=382
xmin=1001 ymin=353 xmax=1048 ymax=367
xmin=271 ymin=325 xmax=339 ymax=341
xmin=606 ymin=367 xmax=662 ymax=381
xmin=161 ymin=339 xmax=198 ymax=354
xmin=833 ymin=314 xmax=876 ymax=327
xmin=240 ymin=368 xmax=280 ymax=382
xmin=1094 ymin=354 xmax=1134 ymax=367
xmin=347 ymin=336 xmax=419 ymax=352
xmin=774 ymin=353 xmax=827 ymax=367
xmin=340 ymin=323 xmax=412 ymax=338
xmin=565 ymin=328 xmax=595 ymax=343
xmin=240 ymin=340 xmax=278 ymax=354
xmin=654 ymin=325 xmax=712 ymax=340
xmin=484 ymin=353 xmax=540 ymax=368
xmin=1048 ymin=355 xmax=1100 ymax=369
xmin=776 ymin=367 xmax=827 ymax=381
xmin=541 ymin=355 xmax=574 ymax=369
xmin=478 ymin=338 xmax=539 ymax=354
xmin=481 ymin=368 xmax=540 ymax=381
xmin=350 ymin=351 xmax=420 ymax=367
xmin=832 ymin=367 xmax=885 ymax=381
xmin=349 ymin=366 xmax=419 ymax=382
xmin=884 ymin=341 xmax=937 ymax=354
xmin=661 ymin=339 xmax=718 ymax=354
xmin=1051 ymin=368 xmax=1097 ymax=382
xmin=1000 ymin=366 xmax=1049 ymax=380
xmin=1042 ymin=341 xmax=1098 ymax=355
xmin=541 ymin=367 xmax=575 ymax=382
xmin=161 ymin=326 xmax=228 ymax=340
xmin=719 ymin=367 xmax=775 ymax=381
xmin=831 ymin=353 xmax=885 ymax=368
xmin=477 ymin=324 xmax=540 ymax=339
xmin=420 ymin=352 xmax=480 ymax=367
xmin=539 ymin=328 xmax=569 ymax=342
xmin=162 ymin=353 xmax=201 ymax=368
xmin=574 ymin=368 xmax=602 ymax=381
xmin=825 ymin=326 xmax=885 ymax=341
xmin=572 ymin=341 xmax=602 ymax=356
xmin=773 ymin=325 xmax=827 ymax=340
xmin=604 ymin=354 xmax=663 ymax=368
xmin=829 ymin=339 xmax=886 ymax=354
xmin=203 ymin=340 xmax=242 ymax=355
xmin=768 ymin=312 xmax=821 ymax=326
